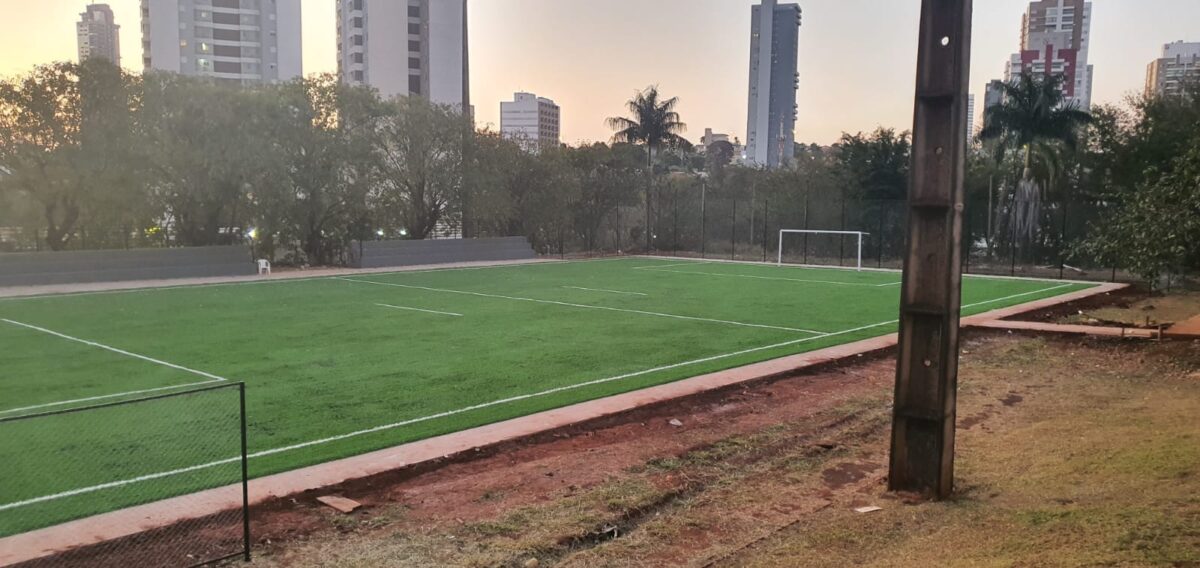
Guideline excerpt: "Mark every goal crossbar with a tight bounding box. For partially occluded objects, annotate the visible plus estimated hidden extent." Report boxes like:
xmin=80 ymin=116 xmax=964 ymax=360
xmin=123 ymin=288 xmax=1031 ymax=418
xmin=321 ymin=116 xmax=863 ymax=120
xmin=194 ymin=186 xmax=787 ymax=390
xmin=777 ymin=229 xmax=870 ymax=271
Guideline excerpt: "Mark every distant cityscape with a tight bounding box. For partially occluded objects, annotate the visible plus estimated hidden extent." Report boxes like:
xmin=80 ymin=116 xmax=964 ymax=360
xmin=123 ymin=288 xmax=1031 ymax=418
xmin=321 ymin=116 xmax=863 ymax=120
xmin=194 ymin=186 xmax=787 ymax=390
xmin=73 ymin=0 xmax=1199 ymax=167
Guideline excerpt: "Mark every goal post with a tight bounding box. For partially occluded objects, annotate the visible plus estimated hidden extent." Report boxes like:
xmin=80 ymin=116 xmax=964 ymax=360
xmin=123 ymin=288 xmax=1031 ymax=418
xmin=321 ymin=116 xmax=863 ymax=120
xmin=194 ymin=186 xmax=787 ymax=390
xmin=777 ymin=230 xmax=870 ymax=271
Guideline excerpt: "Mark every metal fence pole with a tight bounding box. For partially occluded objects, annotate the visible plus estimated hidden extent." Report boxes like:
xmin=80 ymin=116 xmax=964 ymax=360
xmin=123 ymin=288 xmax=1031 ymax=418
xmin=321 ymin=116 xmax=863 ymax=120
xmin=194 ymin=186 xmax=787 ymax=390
xmin=701 ymin=181 xmax=707 ymax=259
xmin=877 ymin=203 xmax=886 ymax=268
xmin=730 ymin=199 xmax=737 ymax=261
xmin=762 ymin=198 xmax=769 ymax=262
xmin=1058 ymin=198 xmax=1068 ymax=280
xmin=240 ymin=383 xmax=251 ymax=562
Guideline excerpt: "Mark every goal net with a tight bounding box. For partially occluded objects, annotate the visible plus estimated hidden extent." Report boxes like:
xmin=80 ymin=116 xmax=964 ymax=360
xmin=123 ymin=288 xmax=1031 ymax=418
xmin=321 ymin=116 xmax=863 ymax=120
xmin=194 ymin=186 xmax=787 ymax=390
xmin=777 ymin=230 xmax=869 ymax=271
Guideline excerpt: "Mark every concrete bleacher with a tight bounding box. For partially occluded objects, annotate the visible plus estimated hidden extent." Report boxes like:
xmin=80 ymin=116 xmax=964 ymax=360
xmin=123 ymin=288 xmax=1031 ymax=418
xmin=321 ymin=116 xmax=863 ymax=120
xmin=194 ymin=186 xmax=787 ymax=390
xmin=350 ymin=237 xmax=536 ymax=269
xmin=0 ymin=246 xmax=256 ymax=287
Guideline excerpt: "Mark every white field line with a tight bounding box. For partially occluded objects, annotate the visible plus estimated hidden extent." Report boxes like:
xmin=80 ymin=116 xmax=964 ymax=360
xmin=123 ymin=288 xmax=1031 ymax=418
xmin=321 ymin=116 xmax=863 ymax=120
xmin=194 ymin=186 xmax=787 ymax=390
xmin=634 ymin=266 xmax=896 ymax=288
xmin=376 ymin=303 xmax=463 ymax=317
xmin=0 ymin=282 xmax=1081 ymax=512
xmin=337 ymin=277 xmax=824 ymax=335
xmin=637 ymin=254 xmax=1106 ymax=286
xmin=562 ymin=286 xmax=648 ymax=297
xmin=0 ymin=317 xmax=901 ymax=513
xmin=0 ymin=257 xmax=635 ymax=303
xmin=960 ymin=283 xmax=1075 ymax=310
xmin=0 ymin=319 xmax=231 ymax=383
xmin=633 ymin=261 xmax=715 ymax=270
xmin=0 ymin=379 xmax=226 ymax=417
xmin=875 ymin=281 xmax=903 ymax=287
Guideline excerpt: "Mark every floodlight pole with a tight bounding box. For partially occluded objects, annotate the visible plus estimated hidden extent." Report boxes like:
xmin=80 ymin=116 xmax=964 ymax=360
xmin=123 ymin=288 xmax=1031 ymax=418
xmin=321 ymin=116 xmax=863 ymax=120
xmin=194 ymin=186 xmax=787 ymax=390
xmin=887 ymin=0 xmax=972 ymax=499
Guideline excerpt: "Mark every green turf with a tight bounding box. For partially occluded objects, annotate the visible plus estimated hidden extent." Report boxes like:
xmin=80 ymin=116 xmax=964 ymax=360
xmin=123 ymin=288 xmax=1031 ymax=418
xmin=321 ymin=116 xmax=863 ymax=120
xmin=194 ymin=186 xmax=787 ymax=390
xmin=0 ymin=257 xmax=1093 ymax=535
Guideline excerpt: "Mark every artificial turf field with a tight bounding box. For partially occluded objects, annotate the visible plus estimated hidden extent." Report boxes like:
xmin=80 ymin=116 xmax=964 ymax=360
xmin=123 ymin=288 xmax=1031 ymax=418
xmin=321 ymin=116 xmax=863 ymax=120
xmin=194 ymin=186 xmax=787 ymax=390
xmin=0 ymin=257 xmax=1094 ymax=535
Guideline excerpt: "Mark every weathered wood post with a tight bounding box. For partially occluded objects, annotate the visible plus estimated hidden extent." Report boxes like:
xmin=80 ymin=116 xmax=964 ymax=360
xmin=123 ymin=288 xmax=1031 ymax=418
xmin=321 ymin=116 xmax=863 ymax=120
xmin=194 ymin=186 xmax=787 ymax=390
xmin=888 ymin=0 xmax=973 ymax=499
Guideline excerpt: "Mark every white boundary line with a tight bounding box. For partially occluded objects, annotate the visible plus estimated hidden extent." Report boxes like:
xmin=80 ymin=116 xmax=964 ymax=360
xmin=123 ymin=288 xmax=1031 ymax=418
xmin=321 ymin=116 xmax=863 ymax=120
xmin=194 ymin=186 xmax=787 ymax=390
xmin=562 ymin=286 xmax=648 ymax=297
xmin=0 ymin=380 xmax=226 ymax=417
xmin=634 ymin=266 xmax=896 ymax=287
xmin=637 ymin=254 xmax=1108 ymax=286
xmin=0 ymin=319 xmax=230 ymax=383
xmin=0 ymin=257 xmax=633 ymax=303
xmin=337 ymin=277 xmax=825 ymax=335
xmin=0 ymin=277 xmax=1084 ymax=512
xmin=0 ymin=318 xmax=233 ymax=416
xmin=0 ymin=317 xmax=900 ymax=513
xmin=376 ymin=303 xmax=463 ymax=317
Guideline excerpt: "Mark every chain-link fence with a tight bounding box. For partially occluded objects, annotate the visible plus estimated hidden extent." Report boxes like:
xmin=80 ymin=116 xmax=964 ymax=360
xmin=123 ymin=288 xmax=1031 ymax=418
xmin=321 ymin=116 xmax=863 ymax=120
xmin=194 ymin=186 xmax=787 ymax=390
xmin=539 ymin=182 xmax=1127 ymax=282
xmin=0 ymin=382 xmax=249 ymax=567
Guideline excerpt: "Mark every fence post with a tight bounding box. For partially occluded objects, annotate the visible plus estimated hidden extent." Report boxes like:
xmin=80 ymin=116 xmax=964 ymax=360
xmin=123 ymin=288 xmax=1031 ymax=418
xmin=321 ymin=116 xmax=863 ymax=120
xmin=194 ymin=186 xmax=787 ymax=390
xmin=877 ymin=203 xmax=886 ymax=268
xmin=802 ymin=185 xmax=810 ymax=265
xmin=762 ymin=198 xmax=769 ymax=262
xmin=673 ymin=186 xmax=679 ymax=256
xmin=701 ymin=181 xmax=707 ymax=259
xmin=730 ymin=199 xmax=737 ymax=261
xmin=239 ymin=383 xmax=251 ymax=562
xmin=1058 ymin=198 xmax=1068 ymax=280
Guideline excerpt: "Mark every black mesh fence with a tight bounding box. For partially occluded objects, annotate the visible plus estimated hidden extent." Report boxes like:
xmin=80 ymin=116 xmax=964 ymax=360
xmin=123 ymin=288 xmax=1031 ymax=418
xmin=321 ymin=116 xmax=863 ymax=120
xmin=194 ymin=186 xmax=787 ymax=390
xmin=544 ymin=181 xmax=1126 ymax=282
xmin=0 ymin=382 xmax=249 ymax=567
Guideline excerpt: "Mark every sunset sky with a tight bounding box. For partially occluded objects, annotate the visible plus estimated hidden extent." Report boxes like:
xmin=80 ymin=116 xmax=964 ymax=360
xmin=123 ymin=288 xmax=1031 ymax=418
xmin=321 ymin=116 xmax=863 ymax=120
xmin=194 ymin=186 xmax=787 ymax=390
xmin=1 ymin=1 xmax=1197 ymax=145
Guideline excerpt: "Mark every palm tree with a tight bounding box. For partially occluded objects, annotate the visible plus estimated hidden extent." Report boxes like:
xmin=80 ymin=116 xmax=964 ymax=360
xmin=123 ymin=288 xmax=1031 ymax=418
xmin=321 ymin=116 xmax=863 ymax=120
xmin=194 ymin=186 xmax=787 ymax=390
xmin=978 ymin=72 xmax=1091 ymax=245
xmin=607 ymin=86 xmax=687 ymax=250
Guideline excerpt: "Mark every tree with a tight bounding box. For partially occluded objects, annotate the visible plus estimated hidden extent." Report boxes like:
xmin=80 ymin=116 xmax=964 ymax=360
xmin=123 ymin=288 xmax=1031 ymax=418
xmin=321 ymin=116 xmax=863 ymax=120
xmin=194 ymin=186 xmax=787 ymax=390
xmin=0 ymin=60 xmax=140 ymax=250
xmin=373 ymin=97 xmax=465 ymax=239
xmin=252 ymin=75 xmax=381 ymax=264
xmin=979 ymin=72 xmax=1092 ymax=244
xmin=834 ymin=128 xmax=910 ymax=201
xmin=570 ymin=143 xmax=641 ymax=252
xmin=606 ymin=86 xmax=687 ymax=250
xmin=140 ymin=73 xmax=263 ymax=247
xmin=1077 ymin=134 xmax=1200 ymax=283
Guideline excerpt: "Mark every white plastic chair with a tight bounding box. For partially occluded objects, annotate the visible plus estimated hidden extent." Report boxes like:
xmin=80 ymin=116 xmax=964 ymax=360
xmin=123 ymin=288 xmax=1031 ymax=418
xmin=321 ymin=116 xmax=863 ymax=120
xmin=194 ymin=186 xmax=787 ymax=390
xmin=257 ymin=259 xmax=271 ymax=275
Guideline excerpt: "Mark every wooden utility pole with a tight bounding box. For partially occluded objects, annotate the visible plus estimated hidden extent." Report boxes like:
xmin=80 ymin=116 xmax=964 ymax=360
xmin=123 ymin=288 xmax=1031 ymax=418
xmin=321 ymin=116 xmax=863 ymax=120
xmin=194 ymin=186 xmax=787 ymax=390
xmin=888 ymin=0 xmax=973 ymax=499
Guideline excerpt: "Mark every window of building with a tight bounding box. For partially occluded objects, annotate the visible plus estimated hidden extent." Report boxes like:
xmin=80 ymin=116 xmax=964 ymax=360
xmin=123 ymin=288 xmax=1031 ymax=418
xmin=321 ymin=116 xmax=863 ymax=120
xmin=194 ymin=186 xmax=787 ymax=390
xmin=409 ymin=75 xmax=421 ymax=95
xmin=353 ymin=70 xmax=364 ymax=82
xmin=213 ymin=12 xmax=239 ymax=25
xmin=212 ymin=28 xmax=240 ymax=41
xmin=213 ymin=0 xmax=240 ymax=9
xmin=214 ymin=60 xmax=241 ymax=73
xmin=409 ymin=40 xmax=421 ymax=52
xmin=353 ymin=52 xmax=363 ymax=63
xmin=409 ymin=57 xmax=421 ymax=70
xmin=353 ymin=17 xmax=363 ymax=28
xmin=408 ymin=23 xmax=420 ymax=35
xmin=408 ymin=6 xmax=420 ymax=17
xmin=213 ymin=45 xmax=241 ymax=57
xmin=353 ymin=34 xmax=363 ymax=46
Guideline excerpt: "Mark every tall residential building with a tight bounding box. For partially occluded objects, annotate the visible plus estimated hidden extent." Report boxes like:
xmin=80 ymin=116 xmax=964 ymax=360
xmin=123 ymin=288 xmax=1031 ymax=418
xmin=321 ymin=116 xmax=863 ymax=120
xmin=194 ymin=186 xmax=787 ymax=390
xmin=337 ymin=0 xmax=470 ymax=109
xmin=966 ymin=94 xmax=976 ymax=145
xmin=745 ymin=0 xmax=801 ymax=169
xmin=982 ymin=79 xmax=1006 ymax=130
xmin=500 ymin=92 xmax=560 ymax=152
xmin=1005 ymin=0 xmax=1094 ymax=109
xmin=78 ymin=4 xmax=121 ymax=65
xmin=141 ymin=0 xmax=303 ymax=85
xmin=1146 ymin=41 xmax=1200 ymax=98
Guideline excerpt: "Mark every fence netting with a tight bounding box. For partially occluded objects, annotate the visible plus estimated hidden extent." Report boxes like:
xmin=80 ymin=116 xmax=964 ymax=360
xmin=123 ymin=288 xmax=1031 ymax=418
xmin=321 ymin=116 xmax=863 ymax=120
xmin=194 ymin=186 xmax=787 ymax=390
xmin=0 ymin=383 xmax=248 ymax=567
xmin=528 ymin=182 xmax=1124 ymax=282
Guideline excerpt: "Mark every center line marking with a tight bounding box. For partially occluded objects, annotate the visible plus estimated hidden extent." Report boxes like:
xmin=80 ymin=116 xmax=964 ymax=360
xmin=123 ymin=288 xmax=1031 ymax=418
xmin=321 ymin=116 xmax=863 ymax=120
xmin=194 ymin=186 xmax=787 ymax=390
xmin=337 ymin=277 xmax=823 ymax=335
xmin=562 ymin=286 xmax=648 ymax=296
xmin=635 ymin=267 xmax=887 ymax=287
xmin=376 ymin=303 xmax=463 ymax=317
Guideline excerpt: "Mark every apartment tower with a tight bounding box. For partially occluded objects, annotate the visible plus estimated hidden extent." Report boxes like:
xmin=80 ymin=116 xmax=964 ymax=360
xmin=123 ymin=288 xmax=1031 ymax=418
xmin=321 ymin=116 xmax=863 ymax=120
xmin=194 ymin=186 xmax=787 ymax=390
xmin=1006 ymin=0 xmax=1094 ymax=109
xmin=500 ymin=92 xmax=560 ymax=152
xmin=78 ymin=4 xmax=121 ymax=65
xmin=745 ymin=0 xmax=801 ymax=169
xmin=1146 ymin=41 xmax=1200 ymax=98
xmin=141 ymin=0 xmax=303 ymax=85
xmin=337 ymin=0 xmax=469 ymax=109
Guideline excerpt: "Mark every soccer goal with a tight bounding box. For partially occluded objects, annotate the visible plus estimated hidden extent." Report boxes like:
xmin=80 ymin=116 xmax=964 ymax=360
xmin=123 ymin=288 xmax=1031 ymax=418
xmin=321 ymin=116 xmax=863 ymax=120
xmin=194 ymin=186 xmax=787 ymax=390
xmin=777 ymin=229 xmax=870 ymax=271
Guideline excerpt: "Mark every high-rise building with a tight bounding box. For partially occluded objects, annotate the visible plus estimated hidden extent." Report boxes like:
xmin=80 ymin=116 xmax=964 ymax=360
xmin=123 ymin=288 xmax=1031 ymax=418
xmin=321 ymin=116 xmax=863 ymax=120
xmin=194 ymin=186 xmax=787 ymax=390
xmin=966 ymin=94 xmax=976 ymax=145
xmin=337 ymin=0 xmax=470 ymax=109
xmin=78 ymin=4 xmax=121 ymax=65
xmin=745 ymin=0 xmax=801 ymax=169
xmin=1146 ymin=41 xmax=1200 ymax=98
xmin=981 ymin=79 xmax=1006 ymax=130
xmin=1005 ymin=0 xmax=1093 ymax=109
xmin=141 ymin=0 xmax=302 ymax=85
xmin=500 ymin=92 xmax=560 ymax=152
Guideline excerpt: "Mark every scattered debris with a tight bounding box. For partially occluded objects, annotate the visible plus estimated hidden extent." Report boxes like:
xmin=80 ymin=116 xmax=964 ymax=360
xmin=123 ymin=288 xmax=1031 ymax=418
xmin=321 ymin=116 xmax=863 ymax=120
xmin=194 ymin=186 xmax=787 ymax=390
xmin=854 ymin=505 xmax=883 ymax=514
xmin=668 ymin=418 xmax=684 ymax=427
xmin=316 ymin=495 xmax=362 ymax=514
xmin=523 ymin=558 xmax=540 ymax=568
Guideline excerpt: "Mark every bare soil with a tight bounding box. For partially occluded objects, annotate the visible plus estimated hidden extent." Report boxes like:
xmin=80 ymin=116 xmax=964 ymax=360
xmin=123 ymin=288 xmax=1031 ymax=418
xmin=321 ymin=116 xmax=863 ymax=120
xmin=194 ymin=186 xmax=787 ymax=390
xmin=229 ymin=332 xmax=1200 ymax=567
